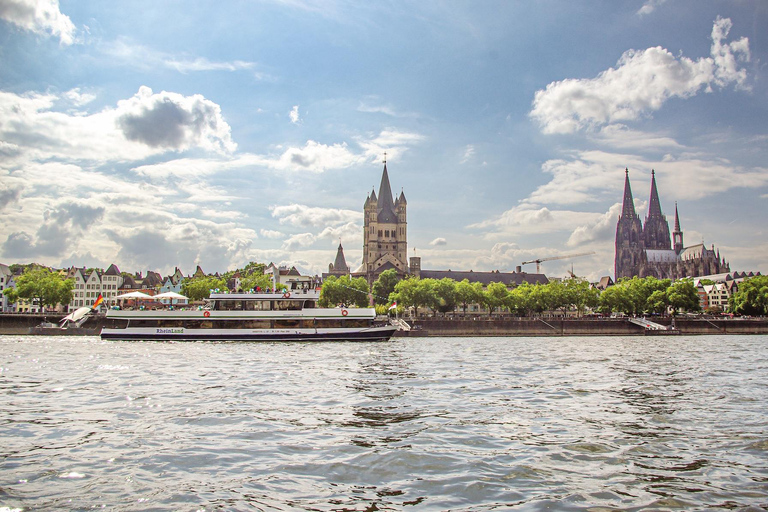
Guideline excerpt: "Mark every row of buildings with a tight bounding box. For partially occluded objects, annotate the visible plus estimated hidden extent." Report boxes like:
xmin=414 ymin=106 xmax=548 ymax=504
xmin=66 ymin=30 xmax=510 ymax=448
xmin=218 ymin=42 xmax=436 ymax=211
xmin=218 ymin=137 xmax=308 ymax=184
xmin=0 ymin=262 xmax=314 ymax=313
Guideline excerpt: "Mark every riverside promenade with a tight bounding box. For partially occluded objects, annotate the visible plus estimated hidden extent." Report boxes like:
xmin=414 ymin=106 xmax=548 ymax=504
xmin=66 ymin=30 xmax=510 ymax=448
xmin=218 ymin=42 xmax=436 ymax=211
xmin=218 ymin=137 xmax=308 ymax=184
xmin=1 ymin=313 xmax=766 ymax=337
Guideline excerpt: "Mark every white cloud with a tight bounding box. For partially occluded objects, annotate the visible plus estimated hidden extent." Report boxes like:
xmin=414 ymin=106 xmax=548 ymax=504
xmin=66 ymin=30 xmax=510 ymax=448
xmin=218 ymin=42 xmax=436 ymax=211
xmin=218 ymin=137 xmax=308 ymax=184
xmin=116 ymin=86 xmax=236 ymax=153
xmin=0 ymin=0 xmax=75 ymax=45
xmin=260 ymin=228 xmax=284 ymax=239
xmin=62 ymin=88 xmax=97 ymax=107
xmin=567 ymin=203 xmax=622 ymax=247
xmin=270 ymin=204 xmax=361 ymax=228
xmin=282 ymin=232 xmax=315 ymax=251
xmin=460 ymin=145 xmax=475 ymax=164
xmin=530 ymin=17 xmax=750 ymax=134
xmin=430 ymin=237 xmax=447 ymax=246
xmin=289 ymin=105 xmax=301 ymax=124
xmin=0 ymin=88 xmax=236 ymax=164
xmin=636 ymin=0 xmax=666 ymax=16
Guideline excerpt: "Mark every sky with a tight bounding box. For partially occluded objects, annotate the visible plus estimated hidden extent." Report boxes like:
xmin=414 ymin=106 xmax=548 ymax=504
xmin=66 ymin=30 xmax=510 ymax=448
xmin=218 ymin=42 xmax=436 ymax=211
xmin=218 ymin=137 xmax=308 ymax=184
xmin=0 ymin=0 xmax=766 ymax=281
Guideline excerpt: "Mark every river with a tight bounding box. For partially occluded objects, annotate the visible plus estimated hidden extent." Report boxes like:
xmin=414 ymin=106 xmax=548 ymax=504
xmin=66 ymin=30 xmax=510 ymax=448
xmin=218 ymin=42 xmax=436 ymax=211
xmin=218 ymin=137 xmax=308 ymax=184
xmin=1 ymin=335 xmax=767 ymax=511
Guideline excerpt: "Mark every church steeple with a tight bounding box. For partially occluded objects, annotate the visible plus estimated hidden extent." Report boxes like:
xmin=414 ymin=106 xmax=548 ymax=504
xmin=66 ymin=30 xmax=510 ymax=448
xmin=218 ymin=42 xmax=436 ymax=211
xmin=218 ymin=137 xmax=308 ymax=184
xmin=672 ymin=202 xmax=684 ymax=254
xmin=377 ymin=163 xmax=397 ymax=223
xmin=620 ymin=168 xmax=638 ymax=220
xmin=329 ymin=242 xmax=350 ymax=274
xmin=643 ymin=169 xmax=671 ymax=250
xmin=615 ymin=168 xmax=645 ymax=280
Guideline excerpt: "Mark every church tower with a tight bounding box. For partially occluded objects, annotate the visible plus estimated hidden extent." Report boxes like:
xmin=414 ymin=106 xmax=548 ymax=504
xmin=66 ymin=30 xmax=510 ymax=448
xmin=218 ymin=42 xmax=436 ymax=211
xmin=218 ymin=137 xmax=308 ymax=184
xmin=327 ymin=243 xmax=350 ymax=277
xmin=615 ymin=169 xmax=645 ymax=280
xmin=362 ymin=160 xmax=408 ymax=284
xmin=642 ymin=170 xmax=672 ymax=250
xmin=672 ymin=202 xmax=684 ymax=254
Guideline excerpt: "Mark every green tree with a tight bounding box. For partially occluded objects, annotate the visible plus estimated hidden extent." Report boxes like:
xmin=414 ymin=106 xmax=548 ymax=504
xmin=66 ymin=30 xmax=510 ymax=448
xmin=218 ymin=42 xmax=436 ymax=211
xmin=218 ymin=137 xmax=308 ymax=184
xmin=182 ymin=275 xmax=228 ymax=302
xmin=729 ymin=275 xmax=768 ymax=316
xmin=509 ymin=282 xmax=533 ymax=316
xmin=318 ymin=275 xmax=370 ymax=308
xmin=3 ymin=267 xmax=74 ymax=310
xmin=433 ymin=278 xmax=458 ymax=314
xmin=483 ymin=282 xmax=509 ymax=316
xmin=239 ymin=272 xmax=275 ymax=293
xmin=391 ymin=277 xmax=438 ymax=317
xmin=371 ymin=269 xmax=401 ymax=306
xmin=455 ymin=279 xmax=483 ymax=316
xmin=667 ymin=279 xmax=701 ymax=314
xmin=647 ymin=289 xmax=669 ymax=314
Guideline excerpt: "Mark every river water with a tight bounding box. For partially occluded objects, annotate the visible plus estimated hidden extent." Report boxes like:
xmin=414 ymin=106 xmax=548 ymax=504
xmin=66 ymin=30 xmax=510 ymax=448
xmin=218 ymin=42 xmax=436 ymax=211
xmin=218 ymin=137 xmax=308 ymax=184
xmin=1 ymin=335 xmax=767 ymax=511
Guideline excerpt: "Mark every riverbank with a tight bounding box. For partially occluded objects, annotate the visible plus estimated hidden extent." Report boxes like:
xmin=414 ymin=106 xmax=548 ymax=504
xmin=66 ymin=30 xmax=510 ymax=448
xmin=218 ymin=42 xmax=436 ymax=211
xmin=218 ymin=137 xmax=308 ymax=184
xmin=1 ymin=313 xmax=766 ymax=336
xmin=394 ymin=316 xmax=768 ymax=336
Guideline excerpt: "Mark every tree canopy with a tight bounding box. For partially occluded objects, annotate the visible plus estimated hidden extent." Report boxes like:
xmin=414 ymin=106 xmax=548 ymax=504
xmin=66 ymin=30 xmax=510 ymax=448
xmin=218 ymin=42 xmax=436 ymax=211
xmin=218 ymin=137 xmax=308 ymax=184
xmin=729 ymin=275 xmax=768 ymax=316
xmin=319 ymin=275 xmax=370 ymax=308
xmin=3 ymin=267 xmax=74 ymax=309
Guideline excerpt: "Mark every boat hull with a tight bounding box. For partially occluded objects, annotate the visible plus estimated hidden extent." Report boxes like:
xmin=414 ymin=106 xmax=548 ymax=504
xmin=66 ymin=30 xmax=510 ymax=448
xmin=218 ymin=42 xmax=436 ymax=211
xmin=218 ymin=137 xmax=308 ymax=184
xmin=100 ymin=325 xmax=397 ymax=342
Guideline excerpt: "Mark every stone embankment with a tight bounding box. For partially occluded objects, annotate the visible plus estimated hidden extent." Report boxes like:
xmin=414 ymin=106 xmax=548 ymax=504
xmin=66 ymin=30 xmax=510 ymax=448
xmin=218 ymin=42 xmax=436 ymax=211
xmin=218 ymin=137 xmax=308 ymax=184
xmin=1 ymin=313 xmax=766 ymax=336
xmin=392 ymin=317 xmax=768 ymax=337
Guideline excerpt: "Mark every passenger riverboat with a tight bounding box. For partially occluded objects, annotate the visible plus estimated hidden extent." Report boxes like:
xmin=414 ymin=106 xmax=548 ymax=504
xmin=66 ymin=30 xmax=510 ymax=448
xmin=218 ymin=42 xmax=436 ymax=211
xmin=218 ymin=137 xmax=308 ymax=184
xmin=100 ymin=289 xmax=400 ymax=342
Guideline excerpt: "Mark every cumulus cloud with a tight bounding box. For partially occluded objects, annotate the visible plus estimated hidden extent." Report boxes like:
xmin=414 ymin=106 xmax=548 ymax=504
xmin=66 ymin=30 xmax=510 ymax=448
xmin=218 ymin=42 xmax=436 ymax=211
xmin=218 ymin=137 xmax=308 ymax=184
xmin=270 ymin=204 xmax=361 ymax=227
xmin=430 ymin=237 xmax=447 ymax=246
xmin=0 ymin=0 xmax=75 ymax=45
xmin=1 ymin=201 xmax=105 ymax=259
xmin=282 ymin=232 xmax=315 ymax=251
xmin=530 ymin=17 xmax=750 ymax=134
xmin=260 ymin=228 xmax=284 ymax=239
xmin=116 ymin=86 xmax=236 ymax=153
xmin=567 ymin=203 xmax=622 ymax=247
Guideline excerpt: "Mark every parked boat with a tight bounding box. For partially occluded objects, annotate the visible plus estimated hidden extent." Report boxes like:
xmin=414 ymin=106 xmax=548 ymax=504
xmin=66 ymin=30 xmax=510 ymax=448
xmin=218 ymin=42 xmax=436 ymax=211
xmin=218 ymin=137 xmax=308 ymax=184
xmin=100 ymin=290 xmax=401 ymax=342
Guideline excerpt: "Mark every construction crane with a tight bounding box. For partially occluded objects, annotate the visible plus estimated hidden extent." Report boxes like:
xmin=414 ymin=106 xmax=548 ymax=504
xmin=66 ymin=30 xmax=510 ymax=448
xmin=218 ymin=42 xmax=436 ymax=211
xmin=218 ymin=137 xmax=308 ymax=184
xmin=521 ymin=251 xmax=595 ymax=274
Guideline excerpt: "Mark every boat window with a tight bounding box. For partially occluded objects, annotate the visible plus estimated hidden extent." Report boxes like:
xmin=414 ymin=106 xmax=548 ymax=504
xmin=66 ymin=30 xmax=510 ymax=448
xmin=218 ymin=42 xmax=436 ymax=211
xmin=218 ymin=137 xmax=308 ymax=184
xmin=106 ymin=319 xmax=129 ymax=329
xmin=217 ymin=300 xmax=243 ymax=311
xmin=275 ymin=300 xmax=302 ymax=311
xmin=243 ymin=300 xmax=272 ymax=311
xmin=273 ymin=319 xmax=300 ymax=328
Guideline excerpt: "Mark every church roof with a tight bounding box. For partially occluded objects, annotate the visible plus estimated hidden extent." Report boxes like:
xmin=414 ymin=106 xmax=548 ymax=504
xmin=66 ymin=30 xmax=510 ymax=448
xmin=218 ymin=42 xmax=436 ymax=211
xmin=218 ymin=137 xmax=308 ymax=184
xmin=376 ymin=163 xmax=398 ymax=223
xmin=645 ymin=249 xmax=678 ymax=263
xmin=418 ymin=269 xmax=548 ymax=286
xmin=332 ymin=243 xmax=349 ymax=272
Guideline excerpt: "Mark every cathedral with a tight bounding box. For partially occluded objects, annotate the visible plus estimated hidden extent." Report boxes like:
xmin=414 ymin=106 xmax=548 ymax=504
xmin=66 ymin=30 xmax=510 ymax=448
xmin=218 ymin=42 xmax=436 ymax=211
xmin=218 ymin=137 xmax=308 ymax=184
xmin=615 ymin=169 xmax=730 ymax=281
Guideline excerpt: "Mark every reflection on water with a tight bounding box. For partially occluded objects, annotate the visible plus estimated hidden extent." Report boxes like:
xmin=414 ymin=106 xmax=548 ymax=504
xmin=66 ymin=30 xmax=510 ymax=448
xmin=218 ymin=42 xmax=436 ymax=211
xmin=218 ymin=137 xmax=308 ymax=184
xmin=0 ymin=335 xmax=767 ymax=510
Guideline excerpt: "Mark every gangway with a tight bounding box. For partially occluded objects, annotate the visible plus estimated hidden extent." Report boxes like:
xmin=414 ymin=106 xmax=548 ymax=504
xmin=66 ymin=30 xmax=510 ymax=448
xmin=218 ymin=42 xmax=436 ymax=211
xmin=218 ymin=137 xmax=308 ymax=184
xmin=390 ymin=318 xmax=411 ymax=331
xmin=629 ymin=317 xmax=671 ymax=331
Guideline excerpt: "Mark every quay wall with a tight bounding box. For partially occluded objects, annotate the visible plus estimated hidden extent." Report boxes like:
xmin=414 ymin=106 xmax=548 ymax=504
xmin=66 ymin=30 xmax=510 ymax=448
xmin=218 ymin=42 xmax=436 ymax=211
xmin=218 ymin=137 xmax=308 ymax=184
xmin=393 ymin=317 xmax=768 ymax=337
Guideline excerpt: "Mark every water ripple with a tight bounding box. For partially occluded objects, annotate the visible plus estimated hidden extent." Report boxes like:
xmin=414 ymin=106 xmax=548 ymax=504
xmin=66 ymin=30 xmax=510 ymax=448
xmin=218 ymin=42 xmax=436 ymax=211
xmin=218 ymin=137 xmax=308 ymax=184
xmin=1 ymin=335 xmax=768 ymax=510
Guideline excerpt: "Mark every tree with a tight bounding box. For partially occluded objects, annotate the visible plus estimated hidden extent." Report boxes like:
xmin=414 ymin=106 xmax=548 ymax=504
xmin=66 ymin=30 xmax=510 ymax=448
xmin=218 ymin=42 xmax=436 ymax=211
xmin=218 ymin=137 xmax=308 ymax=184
xmin=433 ymin=278 xmax=458 ymax=314
xmin=318 ymin=275 xmax=370 ymax=308
xmin=371 ymin=269 xmax=401 ymax=306
xmin=391 ymin=277 xmax=439 ymax=317
xmin=3 ymin=267 xmax=73 ymax=310
xmin=239 ymin=272 xmax=275 ymax=293
xmin=729 ymin=275 xmax=768 ymax=316
xmin=182 ymin=275 xmax=228 ymax=302
xmin=667 ymin=279 xmax=701 ymax=314
xmin=455 ymin=279 xmax=483 ymax=316
xmin=483 ymin=282 xmax=509 ymax=316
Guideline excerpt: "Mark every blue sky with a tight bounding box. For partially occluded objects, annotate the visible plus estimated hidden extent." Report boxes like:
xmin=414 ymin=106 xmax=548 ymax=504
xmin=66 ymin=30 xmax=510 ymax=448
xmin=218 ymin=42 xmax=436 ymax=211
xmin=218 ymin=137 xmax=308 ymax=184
xmin=1 ymin=0 xmax=766 ymax=280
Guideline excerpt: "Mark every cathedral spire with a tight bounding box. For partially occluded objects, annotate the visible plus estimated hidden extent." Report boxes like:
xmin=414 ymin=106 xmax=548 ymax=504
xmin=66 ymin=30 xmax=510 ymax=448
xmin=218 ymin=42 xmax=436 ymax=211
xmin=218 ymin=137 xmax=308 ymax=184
xmin=647 ymin=169 xmax=663 ymax=219
xmin=620 ymin=168 xmax=638 ymax=220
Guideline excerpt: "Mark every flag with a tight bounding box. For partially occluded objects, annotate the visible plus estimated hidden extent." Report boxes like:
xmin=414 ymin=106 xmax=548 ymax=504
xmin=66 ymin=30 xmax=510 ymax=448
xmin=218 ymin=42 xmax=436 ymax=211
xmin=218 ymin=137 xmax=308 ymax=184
xmin=388 ymin=301 xmax=397 ymax=310
xmin=91 ymin=294 xmax=104 ymax=309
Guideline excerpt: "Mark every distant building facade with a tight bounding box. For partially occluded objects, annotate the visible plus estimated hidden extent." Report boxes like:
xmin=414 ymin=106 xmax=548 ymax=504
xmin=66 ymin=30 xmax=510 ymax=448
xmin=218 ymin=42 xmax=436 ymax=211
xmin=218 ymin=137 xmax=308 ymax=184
xmin=615 ymin=169 xmax=730 ymax=281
